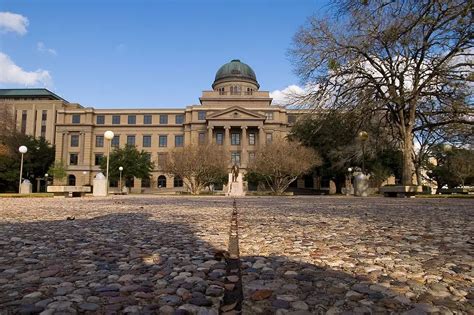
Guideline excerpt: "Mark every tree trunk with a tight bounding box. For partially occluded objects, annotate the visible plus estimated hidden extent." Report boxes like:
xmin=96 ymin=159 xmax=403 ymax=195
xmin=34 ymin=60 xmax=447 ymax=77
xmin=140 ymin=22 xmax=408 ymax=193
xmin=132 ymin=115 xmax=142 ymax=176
xmin=401 ymin=134 xmax=415 ymax=186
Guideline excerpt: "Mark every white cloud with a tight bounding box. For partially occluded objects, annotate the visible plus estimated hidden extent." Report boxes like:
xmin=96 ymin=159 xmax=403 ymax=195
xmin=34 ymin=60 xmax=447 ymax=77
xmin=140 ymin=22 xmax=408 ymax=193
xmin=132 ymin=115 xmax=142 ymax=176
xmin=0 ymin=12 xmax=29 ymax=35
xmin=270 ymin=84 xmax=306 ymax=105
xmin=37 ymin=42 xmax=57 ymax=56
xmin=0 ymin=52 xmax=52 ymax=86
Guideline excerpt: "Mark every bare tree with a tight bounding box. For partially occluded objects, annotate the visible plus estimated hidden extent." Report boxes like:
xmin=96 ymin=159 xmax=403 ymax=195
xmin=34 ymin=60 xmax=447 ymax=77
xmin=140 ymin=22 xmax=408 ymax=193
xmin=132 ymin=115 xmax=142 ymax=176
xmin=291 ymin=0 xmax=473 ymax=186
xmin=164 ymin=144 xmax=228 ymax=195
xmin=247 ymin=139 xmax=321 ymax=194
xmin=447 ymin=149 xmax=474 ymax=187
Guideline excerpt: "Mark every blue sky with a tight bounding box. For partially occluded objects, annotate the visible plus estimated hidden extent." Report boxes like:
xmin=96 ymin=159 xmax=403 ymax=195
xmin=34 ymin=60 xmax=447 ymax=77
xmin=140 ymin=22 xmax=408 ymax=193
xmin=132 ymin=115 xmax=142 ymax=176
xmin=0 ymin=0 xmax=330 ymax=108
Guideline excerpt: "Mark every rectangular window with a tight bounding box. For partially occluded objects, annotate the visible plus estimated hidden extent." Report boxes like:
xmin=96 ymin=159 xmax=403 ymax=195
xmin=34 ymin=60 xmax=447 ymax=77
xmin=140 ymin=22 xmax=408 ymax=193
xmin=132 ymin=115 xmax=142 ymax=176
xmin=21 ymin=110 xmax=27 ymax=134
xmin=69 ymin=153 xmax=78 ymax=165
xmin=249 ymin=151 xmax=256 ymax=162
xmin=127 ymin=135 xmax=136 ymax=146
xmin=175 ymin=114 xmax=184 ymax=124
xmin=198 ymin=111 xmax=206 ymax=120
xmin=96 ymin=115 xmax=105 ymax=124
xmin=143 ymin=135 xmax=152 ymax=147
xmin=159 ymin=114 xmax=168 ymax=124
xmin=266 ymin=133 xmax=273 ymax=144
xmin=265 ymin=112 xmax=274 ymax=120
xmin=159 ymin=135 xmax=168 ymax=147
xmin=143 ymin=115 xmax=152 ymax=124
xmin=72 ymin=114 xmax=81 ymax=124
xmin=96 ymin=135 xmax=104 ymax=147
xmin=158 ymin=153 xmax=168 ymax=168
xmin=175 ymin=135 xmax=184 ymax=147
xmin=111 ymin=135 xmax=120 ymax=148
xmin=41 ymin=110 xmax=47 ymax=122
xmin=94 ymin=154 xmax=103 ymax=166
xmin=288 ymin=115 xmax=297 ymax=124
xmin=216 ymin=132 xmax=224 ymax=145
xmin=70 ymin=134 xmax=79 ymax=147
xmin=112 ymin=115 xmax=121 ymax=124
xmin=40 ymin=125 xmax=47 ymax=138
xmin=231 ymin=152 xmax=241 ymax=165
xmin=249 ymin=133 xmax=255 ymax=145
xmin=128 ymin=115 xmax=136 ymax=124
xmin=144 ymin=152 xmax=151 ymax=162
xmin=198 ymin=132 xmax=206 ymax=145
xmin=231 ymin=133 xmax=241 ymax=145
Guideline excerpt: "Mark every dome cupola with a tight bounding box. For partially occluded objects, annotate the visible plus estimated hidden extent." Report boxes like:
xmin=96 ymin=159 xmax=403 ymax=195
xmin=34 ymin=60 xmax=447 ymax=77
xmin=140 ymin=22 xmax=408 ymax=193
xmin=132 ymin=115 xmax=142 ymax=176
xmin=212 ymin=59 xmax=259 ymax=90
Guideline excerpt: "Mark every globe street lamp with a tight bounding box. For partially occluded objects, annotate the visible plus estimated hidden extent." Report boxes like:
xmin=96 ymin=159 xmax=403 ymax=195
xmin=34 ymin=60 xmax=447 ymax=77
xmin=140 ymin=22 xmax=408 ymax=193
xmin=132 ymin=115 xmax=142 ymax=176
xmin=118 ymin=166 xmax=123 ymax=192
xmin=18 ymin=146 xmax=28 ymax=193
xmin=82 ymin=171 xmax=88 ymax=186
xmin=358 ymin=131 xmax=369 ymax=174
xmin=44 ymin=173 xmax=49 ymax=192
xmin=346 ymin=167 xmax=353 ymax=196
xmin=104 ymin=130 xmax=115 ymax=195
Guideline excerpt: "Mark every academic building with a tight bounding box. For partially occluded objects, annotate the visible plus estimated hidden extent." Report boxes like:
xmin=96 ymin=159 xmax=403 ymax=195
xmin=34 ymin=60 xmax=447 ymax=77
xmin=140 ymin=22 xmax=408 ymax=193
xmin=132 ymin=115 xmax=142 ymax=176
xmin=1 ymin=59 xmax=316 ymax=193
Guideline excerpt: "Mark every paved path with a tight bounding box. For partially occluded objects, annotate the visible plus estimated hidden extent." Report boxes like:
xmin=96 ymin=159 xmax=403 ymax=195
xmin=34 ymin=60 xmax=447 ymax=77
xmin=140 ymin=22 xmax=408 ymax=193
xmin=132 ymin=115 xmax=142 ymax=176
xmin=0 ymin=195 xmax=472 ymax=314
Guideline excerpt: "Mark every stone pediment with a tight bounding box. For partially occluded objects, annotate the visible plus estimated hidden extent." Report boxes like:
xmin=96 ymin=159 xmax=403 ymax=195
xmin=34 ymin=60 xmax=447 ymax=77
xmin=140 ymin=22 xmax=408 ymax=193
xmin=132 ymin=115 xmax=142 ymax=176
xmin=206 ymin=106 xmax=265 ymax=121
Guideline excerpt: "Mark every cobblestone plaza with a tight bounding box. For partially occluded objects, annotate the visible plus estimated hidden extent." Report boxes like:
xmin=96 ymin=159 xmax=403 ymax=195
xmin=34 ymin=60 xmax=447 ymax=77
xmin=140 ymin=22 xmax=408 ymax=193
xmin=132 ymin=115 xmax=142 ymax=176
xmin=0 ymin=196 xmax=473 ymax=314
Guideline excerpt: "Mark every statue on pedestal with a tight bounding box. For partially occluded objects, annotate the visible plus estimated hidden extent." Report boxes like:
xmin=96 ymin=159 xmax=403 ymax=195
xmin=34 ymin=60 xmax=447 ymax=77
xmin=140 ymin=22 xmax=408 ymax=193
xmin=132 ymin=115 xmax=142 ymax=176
xmin=231 ymin=164 xmax=239 ymax=182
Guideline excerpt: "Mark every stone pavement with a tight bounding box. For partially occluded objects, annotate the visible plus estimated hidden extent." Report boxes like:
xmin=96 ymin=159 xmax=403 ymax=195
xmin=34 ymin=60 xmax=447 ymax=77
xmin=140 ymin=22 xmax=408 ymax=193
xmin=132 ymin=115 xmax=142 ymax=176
xmin=0 ymin=196 xmax=231 ymax=314
xmin=0 ymin=195 xmax=473 ymax=314
xmin=238 ymin=197 xmax=473 ymax=314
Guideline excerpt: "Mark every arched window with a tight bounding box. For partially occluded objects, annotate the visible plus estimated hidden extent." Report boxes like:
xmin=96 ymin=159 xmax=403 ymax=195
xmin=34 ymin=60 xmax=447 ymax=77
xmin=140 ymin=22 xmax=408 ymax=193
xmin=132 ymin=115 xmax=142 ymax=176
xmin=173 ymin=176 xmax=183 ymax=187
xmin=125 ymin=177 xmax=134 ymax=188
xmin=141 ymin=177 xmax=150 ymax=188
xmin=68 ymin=174 xmax=76 ymax=186
xmin=158 ymin=175 xmax=167 ymax=188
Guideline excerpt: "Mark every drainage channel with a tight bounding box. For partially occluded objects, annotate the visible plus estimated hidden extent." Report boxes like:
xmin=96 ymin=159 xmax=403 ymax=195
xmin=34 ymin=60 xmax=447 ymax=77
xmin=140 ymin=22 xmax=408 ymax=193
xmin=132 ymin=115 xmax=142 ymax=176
xmin=219 ymin=199 xmax=244 ymax=314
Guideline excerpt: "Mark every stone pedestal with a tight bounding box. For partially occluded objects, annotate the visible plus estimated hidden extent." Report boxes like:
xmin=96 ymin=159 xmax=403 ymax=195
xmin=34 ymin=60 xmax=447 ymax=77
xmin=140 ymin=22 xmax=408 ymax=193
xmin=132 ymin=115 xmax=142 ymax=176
xmin=93 ymin=173 xmax=107 ymax=197
xmin=20 ymin=180 xmax=32 ymax=194
xmin=380 ymin=185 xmax=423 ymax=197
xmin=354 ymin=173 xmax=369 ymax=197
xmin=226 ymin=173 xmax=246 ymax=196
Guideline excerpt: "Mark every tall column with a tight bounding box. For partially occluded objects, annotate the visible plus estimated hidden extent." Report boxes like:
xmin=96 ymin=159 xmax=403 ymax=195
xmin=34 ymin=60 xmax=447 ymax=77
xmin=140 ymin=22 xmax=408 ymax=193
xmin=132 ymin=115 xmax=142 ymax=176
xmin=207 ymin=126 xmax=214 ymax=144
xmin=62 ymin=132 xmax=68 ymax=163
xmin=241 ymin=126 xmax=247 ymax=167
xmin=224 ymin=126 xmax=230 ymax=148
xmin=79 ymin=132 xmax=85 ymax=165
xmin=258 ymin=126 xmax=265 ymax=147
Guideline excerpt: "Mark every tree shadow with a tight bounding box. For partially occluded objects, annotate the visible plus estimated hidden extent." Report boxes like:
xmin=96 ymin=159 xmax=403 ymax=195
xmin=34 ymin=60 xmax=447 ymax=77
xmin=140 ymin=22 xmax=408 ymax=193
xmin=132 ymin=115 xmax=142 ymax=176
xmin=0 ymin=196 xmax=471 ymax=314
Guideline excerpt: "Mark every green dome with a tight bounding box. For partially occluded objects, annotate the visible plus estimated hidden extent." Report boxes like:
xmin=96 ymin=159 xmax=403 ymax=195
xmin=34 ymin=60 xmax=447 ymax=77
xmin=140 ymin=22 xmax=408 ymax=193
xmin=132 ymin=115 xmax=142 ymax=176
xmin=212 ymin=59 xmax=259 ymax=88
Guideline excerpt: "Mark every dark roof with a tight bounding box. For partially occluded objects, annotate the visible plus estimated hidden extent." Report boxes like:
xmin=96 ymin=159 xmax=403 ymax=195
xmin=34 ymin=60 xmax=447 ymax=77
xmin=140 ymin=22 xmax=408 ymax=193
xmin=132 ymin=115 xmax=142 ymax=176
xmin=0 ymin=88 xmax=68 ymax=102
xmin=212 ymin=59 xmax=259 ymax=89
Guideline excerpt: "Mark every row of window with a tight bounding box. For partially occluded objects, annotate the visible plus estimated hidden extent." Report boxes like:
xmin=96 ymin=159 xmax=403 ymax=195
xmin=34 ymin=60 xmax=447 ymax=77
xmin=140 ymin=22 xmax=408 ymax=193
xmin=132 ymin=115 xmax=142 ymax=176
xmin=217 ymin=86 xmax=254 ymax=95
xmin=71 ymin=112 xmax=208 ymax=125
xmin=71 ymin=111 xmax=288 ymax=124
xmin=69 ymin=134 xmax=184 ymax=148
xmin=66 ymin=174 xmax=183 ymax=188
xmin=20 ymin=110 xmax=48 ymax=137
xmin=70 ymin=132 xmax=273 ymax=148
xmin=69 ymin=151 xmax=255 ymax=167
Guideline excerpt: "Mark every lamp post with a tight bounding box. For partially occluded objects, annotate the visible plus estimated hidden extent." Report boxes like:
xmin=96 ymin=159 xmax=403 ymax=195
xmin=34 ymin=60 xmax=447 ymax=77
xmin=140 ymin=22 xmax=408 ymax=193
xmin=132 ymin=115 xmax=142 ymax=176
xmin=44 ymin=173 xmax=49 ymax=192
xmin=347 ymin=167 xmax=353 ymax=195
xmin=358 ymin=131 xmax=369 ymax=174
xmin=104 ymin=130 xmax=115 ymax=195
xmin=82 ymin=171 xmax=88 ymax=186
xmin=18 ymin=146 xmax=28 ymax=193
xmin=119 ymin=166 xmax=123 ymax=192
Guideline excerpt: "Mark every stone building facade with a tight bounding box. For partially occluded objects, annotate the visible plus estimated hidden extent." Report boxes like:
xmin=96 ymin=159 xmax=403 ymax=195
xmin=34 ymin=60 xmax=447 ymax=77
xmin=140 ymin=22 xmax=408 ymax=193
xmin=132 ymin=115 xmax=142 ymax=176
xmin=1 ymin=59 xmax=312 ymax=193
